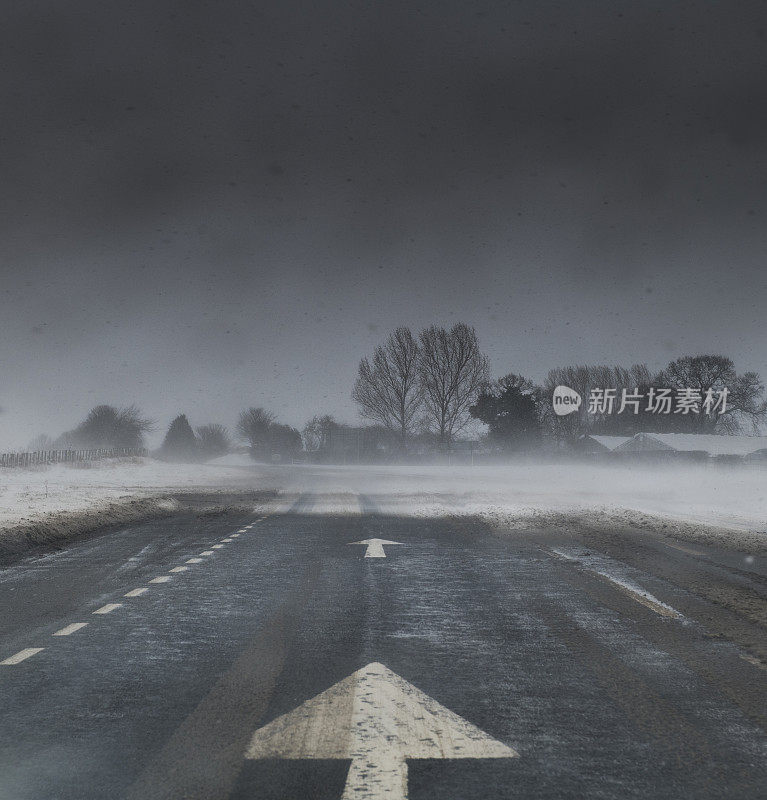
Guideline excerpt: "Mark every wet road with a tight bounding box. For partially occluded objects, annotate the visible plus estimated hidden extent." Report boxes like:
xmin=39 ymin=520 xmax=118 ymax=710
xmin=0 ymin=492 xmax=765 ymax=799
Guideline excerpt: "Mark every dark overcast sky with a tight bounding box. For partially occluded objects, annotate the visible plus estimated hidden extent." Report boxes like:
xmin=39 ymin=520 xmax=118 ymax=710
xmin=1 ymin=0 xmax=766 ymax=447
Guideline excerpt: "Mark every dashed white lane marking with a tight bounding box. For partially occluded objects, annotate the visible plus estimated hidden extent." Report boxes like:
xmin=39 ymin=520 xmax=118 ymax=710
xmin=53 ymin=623 xmax=88 ymax=636
xmin=212 ymin=544 xmax=225 ymax=549
xmin=740 ymin=654 xmax=767 ymax=671
xmin=93 ymin=603 xmax=123 ymax=615
xmin=169 ymin=566 xmax=189 ymax=573
xmin=1 ymin=648 xmax=44 ymax=665
xmin=550 ymin=547 xmax=683 ymax=619
xmin=200 ymin=550 xmax=214 ymax=556
xmin=220 ymin=538 xmax=233 ymax=543
xmin=150 ymin=576 xmax=171 ymax=584
xmin=125 ymin=588 xmax=149 ymax=597
xmin=238 ymin=528 xmax=248 ymax=533
xmin=186 ymin=557 xmax=204 ymax=563
xmin=230 ymin=534 xmax=241 ymax=538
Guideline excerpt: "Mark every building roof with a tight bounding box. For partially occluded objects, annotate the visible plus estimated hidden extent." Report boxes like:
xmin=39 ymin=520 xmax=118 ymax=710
xmin=585 ymin=435 xmax=633 ymax=451
xmin=616 ymin=433 xmax=767 ymax=456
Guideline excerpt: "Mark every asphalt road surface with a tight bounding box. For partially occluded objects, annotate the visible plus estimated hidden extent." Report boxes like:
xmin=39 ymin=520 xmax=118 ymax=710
xmin=1 ymin=491 xmax=766 ymax=799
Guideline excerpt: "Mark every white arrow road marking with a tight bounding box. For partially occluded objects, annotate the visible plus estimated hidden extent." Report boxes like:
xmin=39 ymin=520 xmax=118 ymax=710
xmin=349 ymin=538 xmax=402 ymax=558
xmin=1 ymin=648 xmax=44 ymax=665
xmin=245 ymin=662 xmax=517 ymax=799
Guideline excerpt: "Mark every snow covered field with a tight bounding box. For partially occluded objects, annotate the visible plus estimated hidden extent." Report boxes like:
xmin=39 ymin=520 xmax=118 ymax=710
xmin=0 ymin=457 xmax=765 ymax=557
xmin=0 ymin=457 xmax=268 ymax=531
xmin=271 ymin=461 xmax=767 ymax=543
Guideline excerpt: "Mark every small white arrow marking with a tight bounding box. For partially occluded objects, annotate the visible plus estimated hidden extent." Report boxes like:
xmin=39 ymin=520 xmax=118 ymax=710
xmin=245 ymin=661 xmax=517 ymax=799
xmin=349 ymin=538 xmax=402 ymax=558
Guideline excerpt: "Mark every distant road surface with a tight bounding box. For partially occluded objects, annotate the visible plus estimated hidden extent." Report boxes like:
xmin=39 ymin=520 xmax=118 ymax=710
xmin=1 ymin=480 xmax=765 ymax=799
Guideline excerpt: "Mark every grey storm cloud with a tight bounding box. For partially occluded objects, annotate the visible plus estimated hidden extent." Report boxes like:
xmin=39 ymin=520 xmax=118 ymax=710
xmin=1 ymin=0 xmax=766 ymax=447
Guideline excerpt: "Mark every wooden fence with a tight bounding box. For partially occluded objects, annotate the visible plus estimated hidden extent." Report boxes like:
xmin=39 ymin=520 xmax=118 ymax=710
xmin=0 ymin=447 xmax=148 ymax=468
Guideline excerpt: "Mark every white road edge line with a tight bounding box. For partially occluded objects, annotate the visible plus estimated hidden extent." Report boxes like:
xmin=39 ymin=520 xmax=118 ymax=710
xmin=125 ymin=588 xmax=149 ymax=597
xmin=93 ymin=603 xmax=123 ymax=615
xmin=549 ymin=547 xmax=683 ymax=619
xmin=1 ymin=648 xmax=44 ymax=665
xmin=53 ymin=623 xmax=89 ymax=636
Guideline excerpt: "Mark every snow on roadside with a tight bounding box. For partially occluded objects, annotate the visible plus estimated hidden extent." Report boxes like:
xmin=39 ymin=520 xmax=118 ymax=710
xmin=207 ymin=452 xmax=256 ymax=468
xmin=326 ymin=461 xmax=767 ymax=536
xmin=0 ymin=457 xmax=268 ymax=531
xmin=0 ymin=458 xmax=764 ymax=557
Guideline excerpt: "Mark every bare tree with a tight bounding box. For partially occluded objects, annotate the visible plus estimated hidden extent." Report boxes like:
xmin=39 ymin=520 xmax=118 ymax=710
xmin=72 ymin=404 xmax=153 ymax=449
xmin=352 ymin=327 xmax=422 ymax=448
xmin=27 ymin=433 xmax=55 ymax=452
xmin=542 ymin=363 xmax=656 ymax=442
xmin=236 ymin=407 xmax=276 ymax=458
xmin=302 ymin=415 xmax=337 ymax=454
xmin=662 ymin=355 xmax=767 ymax=433
xmin=417 ymin=323 xmax=489 ymax=448
xmin=196 ymin=424 xmax=231 ymax=460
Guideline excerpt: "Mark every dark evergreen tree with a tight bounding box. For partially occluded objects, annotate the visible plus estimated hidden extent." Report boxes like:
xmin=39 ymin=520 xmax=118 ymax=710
xmin=470 ymin=374 xmax=542 ymax=452
xmin=161 ymin=414 xmax=199 ymax=462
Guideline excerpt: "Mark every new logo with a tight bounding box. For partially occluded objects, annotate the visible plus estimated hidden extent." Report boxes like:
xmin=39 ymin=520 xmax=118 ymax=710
xmin=552 ymin=385 xmax=582 ymax=416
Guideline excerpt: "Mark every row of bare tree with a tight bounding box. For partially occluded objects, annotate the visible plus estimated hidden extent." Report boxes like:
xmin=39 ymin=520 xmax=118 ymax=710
xmin=352 ymin=323 xmax=490 ymax=448
xmin=28 ymin=406 xmax=233 ymax=463
xmin=354 ymin=327 xmax=767 ymax=450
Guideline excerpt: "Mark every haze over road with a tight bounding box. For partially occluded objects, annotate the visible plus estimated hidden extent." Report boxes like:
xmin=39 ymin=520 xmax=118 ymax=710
xmin=1 ymin=472 xmax=765 ymax=799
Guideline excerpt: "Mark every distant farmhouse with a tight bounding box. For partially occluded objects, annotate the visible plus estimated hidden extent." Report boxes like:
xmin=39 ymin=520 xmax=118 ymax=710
xmin=578 ymin=435 xmax=633 ymax=455
xmin=579 ymin=433 xmax=767 ymax=462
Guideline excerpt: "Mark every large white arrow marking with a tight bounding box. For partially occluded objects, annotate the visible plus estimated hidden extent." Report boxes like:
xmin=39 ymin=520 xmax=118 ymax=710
xmin=245 ymin=662 xmax=518 ymax=799
xmin=348 ymin=538 xmax=401 ymax=558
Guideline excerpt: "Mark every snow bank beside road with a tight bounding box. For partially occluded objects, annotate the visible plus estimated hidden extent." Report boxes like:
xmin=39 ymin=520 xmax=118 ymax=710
xmin=0 ymin=457 xmax=267 ymax=527
xmin=0 ymin=457 xmax=272 ymax=563
xmin=207 ymin=453 xmax=256 ymax=468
